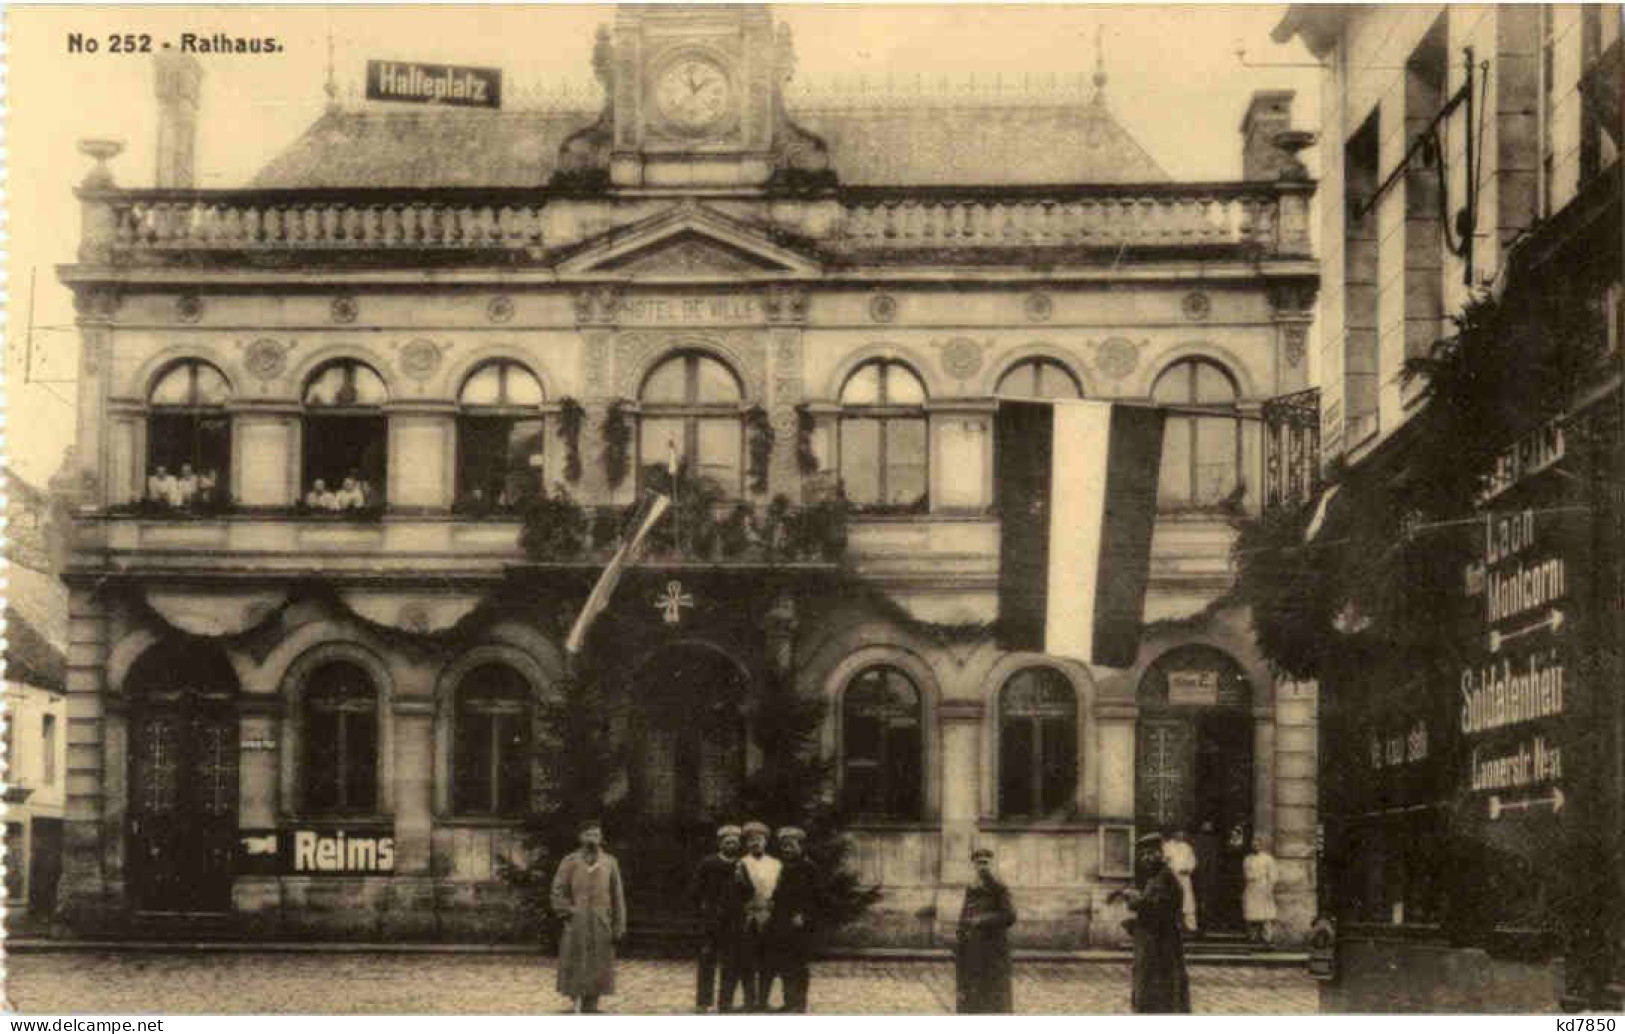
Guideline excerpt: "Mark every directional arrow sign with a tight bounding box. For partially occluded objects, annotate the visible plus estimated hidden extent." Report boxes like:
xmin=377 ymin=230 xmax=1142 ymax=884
xmin=1488 ymin=608 xmax=1565 ymax=653
xmin=1488 ymin=787 xmax=1565 ymax=820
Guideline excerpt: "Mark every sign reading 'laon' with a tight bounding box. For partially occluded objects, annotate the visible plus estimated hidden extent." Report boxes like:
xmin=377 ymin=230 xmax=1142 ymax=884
xmin=366 ymin=60 xmax=502 ymax=109
xmin=1460 ymin=507 xmax=1575 ymax=815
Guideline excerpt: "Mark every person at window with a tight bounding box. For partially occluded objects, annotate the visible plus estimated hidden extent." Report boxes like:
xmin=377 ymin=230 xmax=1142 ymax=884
xmin=175 ymin=464 xmax=199 ymax=508
xmin=691 ymin=824 xmax=745 ymax=1014
xmin=196 ymin=468 xmax=218 ymax=506
xmin=769 ymin=826 xmax=817 ymax=1014
xmin=550 ymin=819 xmax=627 ymax=1015
xmin=734 ymin=819 xmax=780 ymax=1012
xmin=336 ymin=473 xmax=365 ymax=511
xmin=1121 ymin=832 xmax=1191 ymax=1013
xmin=956 ymin=847 xmax=1017 ymax=1014
xmin=1164 ymin=828 xmax=1198 ymax=934
xmin=305 ymin=479 xmax=337 ymax=511
xmin=358 ymin=478 xmax=377 ymax=509
xmin=147 ymin=466 xmax=176 ymax=506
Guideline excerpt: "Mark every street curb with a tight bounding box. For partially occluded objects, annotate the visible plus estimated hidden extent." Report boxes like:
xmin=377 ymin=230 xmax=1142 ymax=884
xmin=1 ymin=940 xmax=1309 ymax=967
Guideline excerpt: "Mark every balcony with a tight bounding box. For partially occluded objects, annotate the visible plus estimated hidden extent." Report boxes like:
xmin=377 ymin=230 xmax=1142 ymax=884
xmin=78 ymin=180 xmax=1312 ymax=266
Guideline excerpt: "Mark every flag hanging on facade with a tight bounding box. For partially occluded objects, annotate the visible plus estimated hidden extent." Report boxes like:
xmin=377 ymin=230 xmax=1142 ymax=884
xmin=564 ymin=491 xmax=672 ymax=656
xmin=996 ymin=399 xmax=1166 ymax=668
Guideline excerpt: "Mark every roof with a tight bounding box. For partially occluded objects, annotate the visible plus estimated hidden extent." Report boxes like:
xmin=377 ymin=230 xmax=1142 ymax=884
xmin=250 ymin=93 xmax=1169 ymax=189
xmin=4 ymin=609 xmax=66 ymax=693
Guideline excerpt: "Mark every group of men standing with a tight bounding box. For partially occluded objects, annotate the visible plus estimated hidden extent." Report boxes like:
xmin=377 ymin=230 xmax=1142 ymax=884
xmin=692 ymin=821 xmax=818 ymax=1013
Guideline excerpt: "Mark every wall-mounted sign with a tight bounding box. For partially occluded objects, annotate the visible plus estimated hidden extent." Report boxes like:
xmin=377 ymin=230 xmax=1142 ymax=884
xmin=366 ymin=60 xmax=502 ymax=109
xmin=1167 ymin=670 xmax=1220 ymax=706
xmin=237 ymin=827 xmax=396 ymax=876
xmin=241 ymin=737 xmax=277 ymax=752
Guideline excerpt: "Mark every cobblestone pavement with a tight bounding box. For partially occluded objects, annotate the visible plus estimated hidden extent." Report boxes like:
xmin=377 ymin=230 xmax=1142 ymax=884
xmin=6 ymin=953 xmax=1317 ymax=1015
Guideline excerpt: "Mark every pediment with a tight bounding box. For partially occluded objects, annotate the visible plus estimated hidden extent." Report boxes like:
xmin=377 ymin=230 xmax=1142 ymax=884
xmin=556 ymin=204 xmax=821 ymax=280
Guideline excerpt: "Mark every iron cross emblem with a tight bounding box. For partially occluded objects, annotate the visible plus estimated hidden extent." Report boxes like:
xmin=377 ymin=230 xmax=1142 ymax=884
xmin=655 ymin=580 xmax=695 ymax=624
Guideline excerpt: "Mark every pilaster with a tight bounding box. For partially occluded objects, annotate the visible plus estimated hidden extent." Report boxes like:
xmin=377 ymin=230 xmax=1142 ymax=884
xmin=55 ymin=586 xmax=115 ymax=933
xmin=392 ymin=694 xmax=435 ymax=875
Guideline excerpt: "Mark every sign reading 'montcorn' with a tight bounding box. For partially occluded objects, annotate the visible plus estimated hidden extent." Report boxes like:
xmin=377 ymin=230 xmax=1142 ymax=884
xmin=366 ymin=60 xmax=502 ymax=109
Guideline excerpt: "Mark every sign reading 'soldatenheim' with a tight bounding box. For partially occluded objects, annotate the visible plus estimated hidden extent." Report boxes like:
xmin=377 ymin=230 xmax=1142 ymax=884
xmin=366 ymin=59 xmax=502 ymax=109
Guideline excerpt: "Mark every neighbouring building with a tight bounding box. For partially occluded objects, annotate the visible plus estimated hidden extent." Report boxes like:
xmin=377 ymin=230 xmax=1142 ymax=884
xmin=1275 ymin=3 xmax=1622 ymax=1011
xmin=5 ymin=468 xmax=72 ymax=922
xmin=54 ymin=6 xmax=1321 ymax=946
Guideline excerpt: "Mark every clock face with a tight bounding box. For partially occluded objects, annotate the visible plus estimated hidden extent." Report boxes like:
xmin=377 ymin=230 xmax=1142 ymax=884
xmin=654 ymin=57 xmax=732 ymax=134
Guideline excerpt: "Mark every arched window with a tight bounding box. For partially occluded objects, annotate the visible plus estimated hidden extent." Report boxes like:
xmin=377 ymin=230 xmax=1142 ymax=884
xmin=996 ymin=357 xmax=1083 ymax=400
xmin=302 ymin=661 xmax=379 ymax=813
xmin=1152 ymin=358 xmax=1242 ymax=509
xmin=842 ymin=665 xmax=923 ymax=820
xmin=638 ymin=351 xmax=744 ymax=495
xmin=456 ymin=360 xmax=546 ymax=513
xmin=839 ymin=359 xmax=928 ymax=511
xmin=301 ymin=359 xmax=388 ymax=512
xmin=998 ymin=667 xmax=1078 ymax=818
xmin=146 ymin=360 xmax=232 ymax=510
xmin=452 ymin=663 xmax=533 ymax=816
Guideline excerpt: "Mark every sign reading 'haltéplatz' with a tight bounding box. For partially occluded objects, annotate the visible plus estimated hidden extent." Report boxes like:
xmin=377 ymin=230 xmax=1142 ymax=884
xmin=365 ymin=59 xmax=502 ymax=109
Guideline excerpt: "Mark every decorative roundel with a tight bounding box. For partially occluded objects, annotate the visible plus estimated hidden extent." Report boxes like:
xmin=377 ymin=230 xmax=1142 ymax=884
xmin=1096 ymin=337 xmax=1140 ymax=381
xmin=176 ymin=293 xmax=204 ymax=323
xmin=487 ymin=295 xmax=515 ymax=324
xmin=1182 ymin=291 xmax=1212 ymax=321
xmin=244 ymin=338 xmax=288 ymax=381
xmin=1024 ymin=292 xmax=1054 ymax=323
xmin=868 ymin=293 xmax=898 ymax=324
xmin=331 ymin=294 xmax=360 ymax=324
xmin=400 ymin=339 xmax=442 ymax=380
xmin=398 ymin=602 xmax=432 ymax=634
xmin=940 ymin=337 xmax=985 ymax=380
xmin=772 ymin=404 xmax=799 ymax=434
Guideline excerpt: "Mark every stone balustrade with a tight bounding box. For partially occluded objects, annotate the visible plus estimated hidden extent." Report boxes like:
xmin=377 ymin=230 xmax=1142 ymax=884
xmin=81 ymin=181 xmax=1311 ymax=261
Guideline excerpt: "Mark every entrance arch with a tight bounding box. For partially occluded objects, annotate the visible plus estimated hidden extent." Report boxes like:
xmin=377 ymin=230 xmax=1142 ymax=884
xmin=1135 ymin=644 xmax=1254 ymax=931
xmin=125 ymin=639 xmax=240 ymax=913
xmin=628 ymin=641 xmax=750 ymax=831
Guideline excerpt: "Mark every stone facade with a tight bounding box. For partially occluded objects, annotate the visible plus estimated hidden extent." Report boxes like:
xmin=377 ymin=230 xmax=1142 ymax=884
xmin=55 ymin=4 xmax=1320 ymax=946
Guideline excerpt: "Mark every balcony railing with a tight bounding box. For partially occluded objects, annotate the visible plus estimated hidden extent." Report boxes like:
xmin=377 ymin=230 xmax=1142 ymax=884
xmin=81 ymin=181 xmax=1311 ymax=262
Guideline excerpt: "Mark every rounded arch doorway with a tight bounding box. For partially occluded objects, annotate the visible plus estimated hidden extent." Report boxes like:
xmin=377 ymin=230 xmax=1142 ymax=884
xmin=627 ymin=642 xmax=750 ymax=832
xmin=124 ymin=639 xmax=241 ymax=913
xmin=1135 ymin=644 xmax=1254 ymax=933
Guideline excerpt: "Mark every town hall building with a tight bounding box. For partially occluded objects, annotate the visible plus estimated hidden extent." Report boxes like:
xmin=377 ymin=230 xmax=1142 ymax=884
xmin=56 ymin=4 xmax=1320 ymax=946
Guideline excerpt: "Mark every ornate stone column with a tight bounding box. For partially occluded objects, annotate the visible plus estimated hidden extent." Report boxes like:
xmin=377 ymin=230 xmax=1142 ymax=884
xmin=55 ymin=583 xmax=115 ymax=934
xmin=234 ymin=692 xmax=283 ymax=932
xmin=575 ymin=287 xmax=624 ymax=507
xmin=933 ymin=698 xmax=983 ymax=944
xmin=763 ymin=286 xmax=808 ymax=501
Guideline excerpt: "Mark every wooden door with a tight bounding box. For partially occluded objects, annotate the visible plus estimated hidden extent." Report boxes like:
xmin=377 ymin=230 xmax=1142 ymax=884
xmin=129 ymin=694 xmax=238 ymax=913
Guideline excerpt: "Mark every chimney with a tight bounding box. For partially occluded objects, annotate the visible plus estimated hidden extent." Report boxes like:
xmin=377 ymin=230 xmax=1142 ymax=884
xmin=154 ymin=51 xmax=203 ymax=188
xmin=1241 ymin=90 xmax=1298 ymax=180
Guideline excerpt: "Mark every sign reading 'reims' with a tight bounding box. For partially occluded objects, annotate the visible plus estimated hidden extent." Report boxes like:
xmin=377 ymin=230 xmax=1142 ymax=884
xmin=366 ymin=60 xmax=502 ymax=109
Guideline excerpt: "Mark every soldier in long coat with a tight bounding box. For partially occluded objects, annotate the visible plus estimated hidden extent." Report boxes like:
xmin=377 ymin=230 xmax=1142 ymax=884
xmin=955 ymin=847 xmax=1017 ymax=1013
xmin=691 ymin=824 xmax=745 ymax=1013
xmin=769 ymin=827 xmax=818 ymax=1013
xmin=1123 ymin=833 xmax=1191 ymax=1014
xmin=550 ymin=820 xmax=627 ymax=1014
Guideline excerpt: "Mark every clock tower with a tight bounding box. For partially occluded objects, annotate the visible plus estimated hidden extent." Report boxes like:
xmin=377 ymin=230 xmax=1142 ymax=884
xmin=558 ymin=4 xmax=830 ymax=190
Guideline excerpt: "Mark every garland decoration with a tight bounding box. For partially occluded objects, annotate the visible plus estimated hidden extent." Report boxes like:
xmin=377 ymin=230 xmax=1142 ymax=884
xmin=603 ymin=399 xmax=632 ymax=490
xmin=746 ymin=404 xmax=775 ymax=494
xmin=559 ymin=396 xmax=585 ymax=484
xmin=795 ymin=404 xmax=820 ymax=475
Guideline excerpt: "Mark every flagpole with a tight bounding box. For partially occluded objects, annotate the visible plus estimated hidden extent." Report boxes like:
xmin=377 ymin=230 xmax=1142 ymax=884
xmin=668 ymin=437 xmax=681 ymax=556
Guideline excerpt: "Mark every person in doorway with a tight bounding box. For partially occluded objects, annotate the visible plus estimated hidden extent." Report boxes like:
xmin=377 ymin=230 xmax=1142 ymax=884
xmin=550 ymin=819 xmax=627 ymax=1014
xmin=769 ymin=826 xmax=817 ymax=1013
xmin=1243 ymin=834 xmax=1279 ymax=948
xmin=735 ymin=819 xmax=781 ymax=1011
xmin=1121 ymin=833 xmax=1191 ymax=1014
xmin=691 ymin=824 xmax=745 ymax=1013
xmin=1164 ymin=828 xmax=1198 ymax=934
xmin=955 ymin=847 xmax=1017 ymax=1013
xmin=1192 ymin=820 xmax=1221 ymax=933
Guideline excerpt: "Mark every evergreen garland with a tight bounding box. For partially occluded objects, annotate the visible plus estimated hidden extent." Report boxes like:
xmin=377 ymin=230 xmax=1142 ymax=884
xmin=559 ymin=396 xmax=585 ymax=484
xmin=603 ymin=399 xmax=632 ymax=490
xmin=795 ymin=404 xmax=820 ymax=475
xmin=746 ymin=404 xmax=775 ymax=494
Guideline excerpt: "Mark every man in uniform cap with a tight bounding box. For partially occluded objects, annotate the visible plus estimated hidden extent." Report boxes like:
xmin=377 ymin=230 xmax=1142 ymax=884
xmin=769 ymin=826 xmax=818 ymax=1013
xmin=1121 ymin=833 xmax=1191 ymax=1013
xmin=955 ymin=846 xmax=1017 ymax=1013
xmin=735 ymin=820 xmax=781 ymax=1011
xmin=691 ymin=824 xmax=746 ymax=1012
xmin=549 ymin=819 xmax=627 ymax=1014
